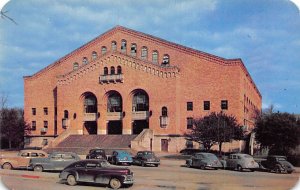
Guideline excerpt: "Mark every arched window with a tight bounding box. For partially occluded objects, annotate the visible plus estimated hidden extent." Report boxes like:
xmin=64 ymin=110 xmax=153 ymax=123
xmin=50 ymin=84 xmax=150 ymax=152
xmin=141 ymin=46 xmax=148 ymax=60
xmin=111 ymin=41 xmax=117 ymax=52
xmin=107 ymin=92 xmax=122 ymax=112
xmin=83 ymin=57 xmax=88 ymax=64
xmin=162 ymin=107 xmax=168 ymax=117
xmin=101 ymin=46 xmax=107 ymax=55
xmin=121 ymin=39 xmax=127 ymax=53
xmin=64 ymin=110 xmax=69 ymax=119
xmin=117 ymin=66 xmax=122 ymax=74
xmin=152 ymin=51 xmax=158 ymax=64
xmin=73 ymin=62 xmax=79 ymax=70
xmin=162 ymin=54 xmax=170 ymax=66
xmin=104 ymin=67 xmax=108 ymax=75
xmin=92 ymin=51 xmax=97 ymax=60
xmin=131 ymin=43 xmax=137 ymax=56
xmin=132 ymin=91 xmax=149 ymax=111
xmin=84 ymin=95 xmax=97 ymax=113
xmin=111 ymin=66 xmax=115 ymax=75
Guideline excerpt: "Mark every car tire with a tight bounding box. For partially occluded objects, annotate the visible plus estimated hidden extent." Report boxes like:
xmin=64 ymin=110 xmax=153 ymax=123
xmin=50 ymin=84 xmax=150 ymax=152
xmin=141 ymin=161 xmax=146 ymax=167
xmin=200 ymin=165 xmax=205 ymax=170
xmin=287 ymin=171 xmax=293 ymax=174
xmin=2 ymin=163 xmax=12 ymax=170
xmin=154 ymin=164 xmax=159 ymax=167
xmin=187 ymin=162 xmax=191 ymax=168
xmin=275 ymin=165 xmax=281 ymax=174
xmin=67 ymin=174 xmax=77 ymax=186
xmin=33 ymin=165 xmax=43 ymax=172
xmin=110 ymin=178 xmax=121 ymax=189
xmin=237 ymin=165 xmax=243 ymax=172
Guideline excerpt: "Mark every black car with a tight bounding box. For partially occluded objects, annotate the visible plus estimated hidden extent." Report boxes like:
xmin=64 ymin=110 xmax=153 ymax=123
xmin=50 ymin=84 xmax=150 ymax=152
xmin=86 ymin=149 xmax=106 ymax=160
xmin=259 ymin=155 xmax=295 ymax=174
xmin=132 ymin=151 xmax=160 ymax=167
xmin=59 ymin=159 xmax=134 ymax=189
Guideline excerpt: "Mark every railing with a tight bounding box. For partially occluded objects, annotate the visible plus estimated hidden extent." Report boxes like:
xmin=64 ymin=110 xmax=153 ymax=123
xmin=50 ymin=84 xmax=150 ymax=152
xmin=132 ymin=111 xmax=149 ymax=120
xmin=106 ymin=112 xmax=123 ymax=120
xmin=83 ymin=113 xmax=97 ymax=121
xmin=99 ymin=74 xmax=124 ymax=84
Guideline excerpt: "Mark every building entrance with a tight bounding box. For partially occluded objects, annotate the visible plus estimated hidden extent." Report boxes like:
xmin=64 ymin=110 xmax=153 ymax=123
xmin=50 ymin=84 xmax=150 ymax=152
xmin=132 ymin=120 xmax=149 ymax=134
xmin=107 ymin=121 xmax=122 ymax=134
xmin=84 ymin=121 xmax=97 ymax=134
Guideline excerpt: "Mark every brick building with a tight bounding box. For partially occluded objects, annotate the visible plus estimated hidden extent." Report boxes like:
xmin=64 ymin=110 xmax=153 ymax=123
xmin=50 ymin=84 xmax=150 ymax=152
xmin=23 ymin=26 xmax=261 ymax=152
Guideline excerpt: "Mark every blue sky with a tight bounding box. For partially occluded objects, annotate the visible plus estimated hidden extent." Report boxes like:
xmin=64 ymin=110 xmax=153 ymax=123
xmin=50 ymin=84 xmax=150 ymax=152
xmin=0 ymin=0 xmax=300 ymax=113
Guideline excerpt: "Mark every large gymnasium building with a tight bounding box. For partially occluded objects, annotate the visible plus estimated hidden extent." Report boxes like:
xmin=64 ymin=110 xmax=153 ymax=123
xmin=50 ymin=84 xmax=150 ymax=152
xmin=24 ymin=26 xmax=261 ymax=152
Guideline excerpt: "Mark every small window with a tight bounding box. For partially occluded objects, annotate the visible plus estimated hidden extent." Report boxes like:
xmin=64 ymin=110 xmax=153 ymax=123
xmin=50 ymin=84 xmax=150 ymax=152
xmin=152 ymin=51 xmax=158 ymax=63
xmin=111 ymin=66 xmax=115 ymax=75
xmin=221 ymin=100 xmax=228 ymax=110
xmin=204 ymin=101 xmax=210 ymax=110
xmin=162 ymin=107 xmax=168 ymax=117
xmin=187 ymin=102 xmax=193 ymax=111
xmin=121 ymin=39 xmax=127 ymax=53
xmin=162 ymin=54 xmax=169 ymax=66
xmin=141 ymin=46 xmax=148 ymax=60
xmin=92 ymin=51 xmax=98 ymax=60
xmin=83 ymin=57 xmax=88 ymax=64
xmin=111 ymin=41 xmax=117 ymax=52
xmin=104 ymin=67 xmax=108 ymax=75
xmin=117 ymin=66 xmax=122 ymax=74
xmin=44 ymin=121 xmax=48 ymax=128
xmin=31 ymin=121 xmax=36 ymax=130
xmin=32 ymin=108 xmax=36 ymax=115
xmin=101 ymin=46 xmax=107 ymax=55
xmin=21 ymin=153 xmax=29 ymax=157
xmin=131 ymin=43 xmax=137 ymax=56
xmin=73 ymin=62 xmax=79 ymax=70
xmin=187 ymin=117 xmax=193 ymax=129
xmin=43 ymin=107 xmax=48 ymax=115
xmin=86 ymin=163 xmax=97 ymax=168
xmin=64 ymin=110 xmax=69 ymax=119
xmin=31 ymin=153 xmax=39 ymax=157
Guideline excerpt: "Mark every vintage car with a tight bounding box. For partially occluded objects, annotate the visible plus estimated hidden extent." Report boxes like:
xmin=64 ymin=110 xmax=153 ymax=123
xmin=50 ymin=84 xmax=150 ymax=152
xmin=0 ymin=149 xmax=48 ymax=170
xmin=259 ymin=155 xmax=295 ymax=174
xmin=186 ymin=152 xmax=223 ymax=169
xmin=28 ymin=152 xmax=80 ymax=172
xmin=225 ymin=153 xmax=259 ymax=172
xmin=109 ymin=150 xmax=133 ymax=165
xmin=132 ymin=151 xmax=160 ymax=167
xmin=86 ymin=148 xmax=107 ymax=160
xmin=59 ymin=159 xmax=134 ymax=189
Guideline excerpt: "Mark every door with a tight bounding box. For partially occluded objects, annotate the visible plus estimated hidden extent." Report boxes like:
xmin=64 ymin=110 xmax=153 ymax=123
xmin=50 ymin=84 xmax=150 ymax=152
xmin=161 ymin=139 xmax=168 ymax=152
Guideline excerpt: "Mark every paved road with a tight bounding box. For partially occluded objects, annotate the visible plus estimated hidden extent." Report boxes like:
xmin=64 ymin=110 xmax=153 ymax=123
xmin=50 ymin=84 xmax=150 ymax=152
xmin=0 ymin=160 xmax=299 ymax=190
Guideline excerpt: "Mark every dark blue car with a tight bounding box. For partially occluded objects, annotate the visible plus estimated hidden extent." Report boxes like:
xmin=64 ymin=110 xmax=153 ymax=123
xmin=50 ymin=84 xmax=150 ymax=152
xmin=110 ymin=150 xmax=133 ymax=165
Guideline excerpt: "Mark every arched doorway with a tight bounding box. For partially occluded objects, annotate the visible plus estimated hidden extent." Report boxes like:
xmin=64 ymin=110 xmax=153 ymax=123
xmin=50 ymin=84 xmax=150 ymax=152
xmin=82 ymin=92 xmax=98 ymax=134
xmin=131 ymin=89 xmax=149 ymax=134
xmin=106 ymin=91 xmax=123 ymax=135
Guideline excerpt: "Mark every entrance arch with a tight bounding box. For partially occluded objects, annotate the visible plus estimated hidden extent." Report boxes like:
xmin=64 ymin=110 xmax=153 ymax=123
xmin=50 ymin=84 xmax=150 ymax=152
xmin=106 ymin=91 xmax=123 ymax=135
xmin=131 ymin=89 xmax=149 ymax=134
xmin=81 ymin=92 xmax=98 ymax=134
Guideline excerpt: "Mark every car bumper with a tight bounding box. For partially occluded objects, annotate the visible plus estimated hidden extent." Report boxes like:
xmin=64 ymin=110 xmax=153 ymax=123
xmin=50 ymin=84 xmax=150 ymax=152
xmin=122 ymin=175 xmax=134 ymax=184
xmin=144 ymin=161 xmax=160 ymax=165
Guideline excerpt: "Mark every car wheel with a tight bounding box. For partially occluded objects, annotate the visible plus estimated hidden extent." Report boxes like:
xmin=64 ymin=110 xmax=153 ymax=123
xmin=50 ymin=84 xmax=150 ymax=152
xmin=2 ymin=163 xmax=12 ymax=170
xmin=67 ymin=174 xmax=77 ymax=186
xmin=200 ymin=165 xmax=205 ymax=170
xmin=141 ymin=161 xmax=146 ymax=167
xmin=187 ymin=162 xmax=191 ymax=168
xmin=154 ymin=164 xmax=159 ymax=167
xmin=33 ymin=165 xmax=43 ymax=172
xmin=275 ymin=165 xmax=281 ymax=174
xmin=287 ymin=171 xmax=293 ymax=174
xmin=110 ymin=178 xmax=121 ymax=189
xmin=237 ymin=165 xmax=243 ymax=172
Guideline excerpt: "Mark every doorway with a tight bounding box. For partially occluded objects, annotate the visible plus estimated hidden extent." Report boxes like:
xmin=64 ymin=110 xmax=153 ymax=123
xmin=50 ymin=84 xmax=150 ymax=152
xmin=161 ymin=139 xmax=169 ymax=152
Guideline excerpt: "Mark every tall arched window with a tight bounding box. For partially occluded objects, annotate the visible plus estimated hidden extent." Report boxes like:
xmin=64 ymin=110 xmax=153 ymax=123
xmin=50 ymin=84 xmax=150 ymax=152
xmin=73 ymin=62 xmax=79 ymax=70
xmin=84 ymin=95 xmax=97 ymax=113
xmin=64 ymin=110 xmax=69 ymax=119
xmin=111 ymin=66 xmax=115 ymax=75
xmin=152 ymin=51 xmax=158 ymax=64
xmin=101 ymin=46 xmax=107 ymax=55
xmin=141 ymin=46 xmax=148 ymax=60
xmin=131 ymin=43 xmax=137 ymax=56
xmin=121 ymin=39 xmax=127 ymax=53
xmin=132 ymin=91 xmax=149 ymax=111
xmin=111 ymin=41 xmax=117 ymax=52
xmin=162 ymin=54 xmax=170 ymax=66
xmin=92 ymin=51 xmax=97 ymax=60
xmin=107 ymin=92 xmax=122 ymax=112
xmin=104 ymin=67 xmax=108 ymax=75
xmin=117 ymin=66 xmax=122 ymax=74
xmin=162 ymin=107 xmax=168 ymax=117
xmin=83 ymin=57 xmax=88 ymax=64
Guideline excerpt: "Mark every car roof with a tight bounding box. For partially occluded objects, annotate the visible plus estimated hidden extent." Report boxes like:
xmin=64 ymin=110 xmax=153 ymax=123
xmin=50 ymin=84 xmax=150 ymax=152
xmin=20 ymin=149 xmax=48 ymax=154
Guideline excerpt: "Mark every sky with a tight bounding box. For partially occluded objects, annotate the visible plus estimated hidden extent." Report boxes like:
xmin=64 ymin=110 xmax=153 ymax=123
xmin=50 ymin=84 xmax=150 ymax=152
xmin=0 ymin=0 xmax=300 ymax=113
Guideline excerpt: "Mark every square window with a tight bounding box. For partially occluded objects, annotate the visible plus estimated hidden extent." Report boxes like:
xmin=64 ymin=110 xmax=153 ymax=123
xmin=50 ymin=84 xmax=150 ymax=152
xmin=31 ymin=121 xmax=36 ymax=130
xmin=187 ymin=117 xmax=193 ymax=129
xmin=204 ymin=101 xmax=210 ymax=110
xmin=187 ymin=102 xmax=193 ymax=111
xmin=32 ymin=108 xmax=36 ymax=115
xmin=43 ymin=107 xmax=48 ymax=115
xmin=44 ymin=121 xmax=48 ymax=128
xmin=221 ymin=100 xmax=228 ymax=110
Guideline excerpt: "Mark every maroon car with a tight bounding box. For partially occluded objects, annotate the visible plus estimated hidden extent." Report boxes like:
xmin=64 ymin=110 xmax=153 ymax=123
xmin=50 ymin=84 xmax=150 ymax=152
xmin=59 ymin=159 xmax=133 ymax=189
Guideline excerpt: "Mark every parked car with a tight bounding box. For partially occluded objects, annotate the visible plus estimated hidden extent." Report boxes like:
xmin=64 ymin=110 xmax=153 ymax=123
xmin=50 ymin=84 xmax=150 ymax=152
xmin=0 ymin=149 xmax=48 ymax=170
xmin=109 ymin=150 xmax=133 ymax=165
xmin=132 ymin=151 xmax=160 ymax=167
xmin=28 ymin=152 xmax=80 ymax=172
xmin=59 ymin=159 xmax=134 ymax=189
xmin=186 ymin=152 xmax=223 ymax=169
xmin=86 ymin=148 xmax=107 ymax=160
xmin=225 ymin=153 xmax=259 ymax=172
xmin=259 ymin=155 xmax=295 ymax=174
xmin=180 ymin=148 xmax=203 ymax=155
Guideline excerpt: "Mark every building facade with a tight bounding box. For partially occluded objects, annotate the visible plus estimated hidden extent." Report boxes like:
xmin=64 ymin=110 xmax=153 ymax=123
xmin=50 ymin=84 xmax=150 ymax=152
xmin=24 ymin=26 xmax=261 ymax=152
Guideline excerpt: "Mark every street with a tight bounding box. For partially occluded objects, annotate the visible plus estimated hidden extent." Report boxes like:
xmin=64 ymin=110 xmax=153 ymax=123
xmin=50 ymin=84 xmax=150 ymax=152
xmin=0 ymin=159 xmax=299 ymax=190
